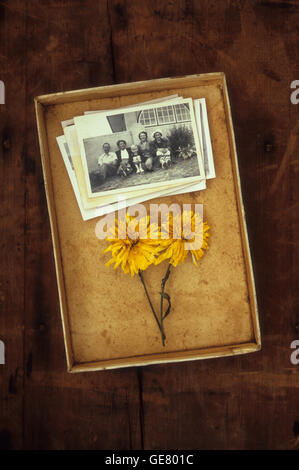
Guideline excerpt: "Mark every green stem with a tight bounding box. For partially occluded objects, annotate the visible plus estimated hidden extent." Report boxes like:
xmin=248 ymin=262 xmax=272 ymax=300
xmin=160 ymin=263 xmax=172 ymax=347
xmin=138 ymin=270 xmax=165 ymax=344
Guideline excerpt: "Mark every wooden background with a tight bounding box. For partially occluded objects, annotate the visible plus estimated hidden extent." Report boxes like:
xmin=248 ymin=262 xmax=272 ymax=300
xmin=0 ymin=0 xmax=299 ymax=450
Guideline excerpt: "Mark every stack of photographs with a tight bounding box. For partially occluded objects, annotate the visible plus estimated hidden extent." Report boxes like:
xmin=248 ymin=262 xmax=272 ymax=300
xmin=56 ymin=95 xmax=216 ymax=220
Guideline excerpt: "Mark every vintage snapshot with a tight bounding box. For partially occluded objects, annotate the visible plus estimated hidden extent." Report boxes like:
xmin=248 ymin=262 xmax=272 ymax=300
xmin=194 ymin=98 xmax=216 ymax=179
xmin=64 ymin=122 xmax=202 ymax=214
xmin=57 ymin=134 xmax=202 ymax=219
xmin=56 ymin=135 xmax=101 ymax=221
xmin=75 ymin=98 xmax=205 ymax=198
xmin=57 ymin=96 xmax=215 ymax=220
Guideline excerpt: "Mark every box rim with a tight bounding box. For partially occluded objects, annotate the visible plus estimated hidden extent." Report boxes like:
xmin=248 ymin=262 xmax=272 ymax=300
xmin=69 ymin=341 xmax=261 ymax=373
xmin=34 ymin=72 xmax=225 ymax=105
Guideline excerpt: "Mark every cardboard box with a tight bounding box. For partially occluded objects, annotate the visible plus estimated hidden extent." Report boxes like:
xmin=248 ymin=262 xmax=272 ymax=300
xmin=35 ymin=73 xmax=261 ymax=372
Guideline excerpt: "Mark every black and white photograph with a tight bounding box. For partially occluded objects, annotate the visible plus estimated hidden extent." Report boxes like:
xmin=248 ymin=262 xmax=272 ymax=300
xmin=194 ymin=98 xmax=216 ymax=180
xmin=75 ymin=99 xmax=205 ymax=197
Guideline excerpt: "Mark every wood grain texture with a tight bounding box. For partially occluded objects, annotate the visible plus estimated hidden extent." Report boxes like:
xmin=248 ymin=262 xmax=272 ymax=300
xmin=0 ymin=0 xmax=26 ymax=450
xmin=0 ymin=0 xmax=299 ymax=450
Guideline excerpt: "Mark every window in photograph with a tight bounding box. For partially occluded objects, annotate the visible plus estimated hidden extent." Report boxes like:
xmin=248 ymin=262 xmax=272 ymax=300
xmin=107 ymin=114 xmax=126 ymax=133
xmin=156 ymin=105 xmax=176 ymax=125
xmin=174 ymin=103 xmax=191 ymax=122
xmin=138 ymin=109 xmax=157 ymax=126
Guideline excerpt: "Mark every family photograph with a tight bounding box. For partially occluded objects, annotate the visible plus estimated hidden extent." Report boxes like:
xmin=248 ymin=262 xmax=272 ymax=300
xmin=82 ymin=101 xmax=203 ymax=194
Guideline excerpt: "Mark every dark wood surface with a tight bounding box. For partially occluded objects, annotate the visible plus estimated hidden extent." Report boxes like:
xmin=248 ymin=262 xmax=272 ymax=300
xmin=0 ymin=0 xmax=299 ymax=450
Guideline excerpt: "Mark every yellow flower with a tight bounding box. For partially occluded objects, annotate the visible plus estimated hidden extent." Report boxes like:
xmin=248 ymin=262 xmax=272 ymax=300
xmin=155 ymin=210 xmax=210 ymax=267
xmin=103 ymin=213 xmax=161 ymax=277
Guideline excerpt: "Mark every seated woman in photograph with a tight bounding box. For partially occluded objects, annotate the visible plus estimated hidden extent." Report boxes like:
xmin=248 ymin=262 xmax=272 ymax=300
xmin=97 ymin=142 xmax=118 ymax=180
xmin=137 ymin=131 xmax=153 ymax=171
xmin=116 ymin=139 xmax=133 ymax=176
xmin=149 ymin=130 xmax=170 ymax=168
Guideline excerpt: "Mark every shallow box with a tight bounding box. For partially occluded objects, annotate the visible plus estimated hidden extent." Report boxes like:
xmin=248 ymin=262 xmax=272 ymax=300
xmin=35 ymin=73 xmax=261 ymax=372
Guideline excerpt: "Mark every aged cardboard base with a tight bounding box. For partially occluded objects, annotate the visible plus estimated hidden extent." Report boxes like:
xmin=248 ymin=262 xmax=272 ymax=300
xmin=35 ymin=73 xmax=260 ymax=371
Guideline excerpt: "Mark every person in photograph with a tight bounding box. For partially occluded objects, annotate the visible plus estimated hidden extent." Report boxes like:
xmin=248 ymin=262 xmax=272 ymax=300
xmin=116 ymin=140 xmax=133 ymax=166
xmin=116 ymin=139 xmax=133 ymax=177
xmin=150 ymin=130 xmax=170 ymax=168
xmin=97 ymin=142 xmax=118 ymax=180
xmin=131 ymin=145 xmax=144 ymax=174
xmin=156 ymin=147 xmax=172 ymax=169
xmin=137 ymin=131 xmax=153 ymax=171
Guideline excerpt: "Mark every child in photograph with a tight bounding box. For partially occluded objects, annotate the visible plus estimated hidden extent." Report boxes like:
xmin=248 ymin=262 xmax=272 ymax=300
xmin=157 ymin=147 xmax=172 ymax=169
xmin=131 ymin=145 xmax=144 ymax=174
